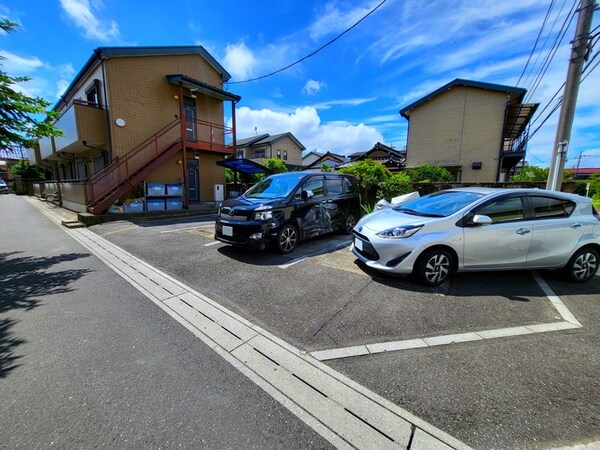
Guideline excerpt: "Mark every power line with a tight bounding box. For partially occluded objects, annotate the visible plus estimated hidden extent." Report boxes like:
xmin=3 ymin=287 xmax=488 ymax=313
xmin=227 ymin=0 xmax=388 ymax=85
xmin=524 ymin=0 xmax=578 ymax=103
xmin=517 ymin=0 xmax=556 ymax=87
xmin=526 ymin=50 xmax=598 ymax=142
xmin=521 ymin=0 xmax=569 ymax=89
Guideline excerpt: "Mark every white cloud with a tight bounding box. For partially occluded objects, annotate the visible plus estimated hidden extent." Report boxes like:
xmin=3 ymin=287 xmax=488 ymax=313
xmin=55 ymin=79 xmax=71 ymax=99
xmin=59 ymin=0 xmax=120 ymax=42
xmin=234 ymin=106 xmax=383 ymax=154
xmin=0 ymin=50 xmax=44 ymax=74
xmin=223 ymin=42 xmax=257 ymax=80
xmin=311 ymin=97 xmax=377 ymax=110
xmin=302 ymin=79 xmax=325 ymax=96
xmin=309 ymin=1 xmax=377 ymax=41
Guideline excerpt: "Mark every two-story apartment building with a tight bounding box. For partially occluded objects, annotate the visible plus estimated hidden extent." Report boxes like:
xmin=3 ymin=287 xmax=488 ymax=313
xmin=30 ymin=46 xmax=241 ymax=214
xmin=400 ymin=79 xmax=538 ymax=183
xmin=235 ymin=132 xmax=305 ymax=168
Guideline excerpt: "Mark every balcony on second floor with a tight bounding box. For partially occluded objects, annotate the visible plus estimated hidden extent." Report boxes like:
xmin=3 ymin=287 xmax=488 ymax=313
xmin=53 ymin=100 xmax=107 ymax=154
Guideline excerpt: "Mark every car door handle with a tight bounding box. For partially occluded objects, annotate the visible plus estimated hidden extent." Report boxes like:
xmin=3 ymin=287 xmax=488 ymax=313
xmin=516 ymin=228 xmax=531 ymax=235
xmin=570 ymin=223 xmax=582 ymax=229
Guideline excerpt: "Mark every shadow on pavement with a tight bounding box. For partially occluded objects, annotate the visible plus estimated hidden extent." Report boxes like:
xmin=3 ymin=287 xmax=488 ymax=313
xmin=353 ymin=259 xmax=587 ymax=301
xmin=0 ymin=251 xmax=92 ymax=377
xmin=217 ymin=234 xmax=352 ymax=266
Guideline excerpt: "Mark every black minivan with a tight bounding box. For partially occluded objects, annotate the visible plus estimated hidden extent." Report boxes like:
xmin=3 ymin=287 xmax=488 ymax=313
xmin=215 ymin=172 xmax=360 ymax=254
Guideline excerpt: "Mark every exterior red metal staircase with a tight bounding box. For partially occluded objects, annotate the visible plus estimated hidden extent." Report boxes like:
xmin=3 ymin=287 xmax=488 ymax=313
xmin=87 ymin=119 xmax=182 ymax=215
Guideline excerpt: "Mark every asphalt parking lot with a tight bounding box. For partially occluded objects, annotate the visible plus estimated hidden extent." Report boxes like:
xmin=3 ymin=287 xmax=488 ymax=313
xmin=90 ymin=214 xmax=599 ymax=450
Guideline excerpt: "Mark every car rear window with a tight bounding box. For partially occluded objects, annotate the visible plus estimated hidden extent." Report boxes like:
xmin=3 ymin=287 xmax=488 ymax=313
xmin=326 ymin=178 xmax=343 ymax=195
xmin=342 ymin=177 xmax=356 ymax=194
xmin=530 ymin=196 xmax=575 ymax=218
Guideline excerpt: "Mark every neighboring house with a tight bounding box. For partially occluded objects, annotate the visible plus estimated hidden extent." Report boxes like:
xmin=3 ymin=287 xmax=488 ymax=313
xmin=400 ymin=79 xmax=538 ymax=183
xmin=570 ymin=168 xmax=600 ymax=180
xmin=337 ymin=142 xmax=406 ymax=172
xmin=30 ymin=46 xmax=241 ymax=214
xmin=0 ymin=145 xmax=28 ymax=181
xmin=302 ymin=151 xmax=323 ymax=167
xmin=235 ymin=132 xmax=305 ymax=168
xmin=305 ymin=151 xmax=350 ymax=171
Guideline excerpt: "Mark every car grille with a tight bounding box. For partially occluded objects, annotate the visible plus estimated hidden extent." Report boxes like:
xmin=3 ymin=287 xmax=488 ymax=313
xmin=224 ymin=215 xmax=247 ymax=222
xmin=352 ymin=231 xmax=379 ymax=261
xmin=220 ymin=206 xmax=248 ymax=222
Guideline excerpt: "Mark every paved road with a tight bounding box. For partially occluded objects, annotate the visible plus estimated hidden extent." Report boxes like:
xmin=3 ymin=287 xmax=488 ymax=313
xmin=0 ymin=195 xmax=332 ymax=449
xmin=87 ymin=209 xmax=600 ymax=450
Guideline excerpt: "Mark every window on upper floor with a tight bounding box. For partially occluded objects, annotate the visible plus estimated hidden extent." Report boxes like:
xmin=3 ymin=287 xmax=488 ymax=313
xmin=86 ymin=83 xmax=99 ymax=106
xmin=283 ymin=151 xmax=288 ymax=161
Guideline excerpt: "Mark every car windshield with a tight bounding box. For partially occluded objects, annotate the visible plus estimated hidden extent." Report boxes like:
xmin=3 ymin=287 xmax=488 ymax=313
xmin=395 ymin=191 xmax=485 ymax=217
xmin=244 ymin=173 xmax=304 ymax=199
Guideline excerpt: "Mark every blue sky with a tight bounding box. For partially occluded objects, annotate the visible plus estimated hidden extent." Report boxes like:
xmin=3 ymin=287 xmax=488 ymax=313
xmin=1 ymin=0 xmax=599 ymax=169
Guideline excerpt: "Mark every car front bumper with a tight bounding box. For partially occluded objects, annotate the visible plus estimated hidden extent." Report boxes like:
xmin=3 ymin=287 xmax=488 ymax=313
xmin=351 ymin=230 xmax=420 ymax=274
xmin=215 ymin=219 xmax=280 ymax=250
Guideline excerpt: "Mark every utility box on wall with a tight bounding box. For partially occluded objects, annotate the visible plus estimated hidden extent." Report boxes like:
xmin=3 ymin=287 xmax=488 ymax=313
xmin=214 ymin=184 xmax=224 ymax=203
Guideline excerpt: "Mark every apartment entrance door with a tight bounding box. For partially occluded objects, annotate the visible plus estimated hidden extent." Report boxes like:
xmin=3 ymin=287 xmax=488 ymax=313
xmin=187 ymin=158 xmax=199 ymax=202
xmin=183 ymin=97 xmax=196 ymax=141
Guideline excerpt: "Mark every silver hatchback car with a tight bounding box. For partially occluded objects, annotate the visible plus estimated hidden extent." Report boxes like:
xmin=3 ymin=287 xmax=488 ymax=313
xmin=352 ymin=188 xmax=600 ymax=286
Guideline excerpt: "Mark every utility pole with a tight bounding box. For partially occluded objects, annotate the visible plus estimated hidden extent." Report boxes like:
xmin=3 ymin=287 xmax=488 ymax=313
xmin=546 ymin=0 xmax=596 ymax=191
xmin=574 ymin=150 xmax=591 ymax=178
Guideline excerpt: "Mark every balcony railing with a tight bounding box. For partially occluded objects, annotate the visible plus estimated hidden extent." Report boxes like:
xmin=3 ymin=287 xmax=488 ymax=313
xmin=184 ymin=118 xmax=234 ymax=153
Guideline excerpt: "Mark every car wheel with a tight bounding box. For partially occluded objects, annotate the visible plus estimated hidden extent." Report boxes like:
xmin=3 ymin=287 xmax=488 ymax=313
xmin=562 ymin=247 xmax=599 ymax=283
xmin=276 ymin=224 xmax=298 ymax=254
xmin=342 ymin=213 xmax=356 ymax=235
xmin=414 ymin=248 xmax=453 ymax=286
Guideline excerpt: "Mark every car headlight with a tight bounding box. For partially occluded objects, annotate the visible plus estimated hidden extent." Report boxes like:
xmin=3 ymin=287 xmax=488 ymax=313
xmin=376 ymin=224 xmax=422 ymax=239
xmin=254 ymin=211 xmax=273 ymax=220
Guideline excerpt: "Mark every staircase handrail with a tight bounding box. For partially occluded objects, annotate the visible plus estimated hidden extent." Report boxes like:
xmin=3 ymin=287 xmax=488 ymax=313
xmin=87 ymin=119 xmax=181 ymax=205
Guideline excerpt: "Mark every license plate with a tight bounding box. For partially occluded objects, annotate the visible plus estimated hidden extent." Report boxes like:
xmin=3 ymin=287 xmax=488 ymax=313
xmin=222 ymin=225 xmax=233 ymax=237
xmin=355 ymin=237 xmax=363 ymax=251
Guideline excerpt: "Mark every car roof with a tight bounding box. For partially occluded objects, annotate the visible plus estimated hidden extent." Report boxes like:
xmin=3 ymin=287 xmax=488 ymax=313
xmin=445 ymin=187 xmax=591 ymax=203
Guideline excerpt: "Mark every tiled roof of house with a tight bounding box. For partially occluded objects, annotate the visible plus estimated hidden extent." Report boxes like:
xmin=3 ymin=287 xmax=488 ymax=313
xmin=236 ymin=132 xmax=306 ymax=150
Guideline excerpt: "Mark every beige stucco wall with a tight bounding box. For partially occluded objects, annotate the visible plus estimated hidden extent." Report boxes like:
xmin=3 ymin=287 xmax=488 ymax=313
xmin=147 ymin=151 xmax=225 ymax=202
xmin=272 ymin=135 xmax=303 ymax=165
xmin=104 ymin=53 xmax=225 ymax=158
xmin=245 ymin=135 xmax=303 ymax=166
xmin=199 ymin=153 xmax=226 ymax=201
xmin=405 ymin=87 xmax=507 ymax=182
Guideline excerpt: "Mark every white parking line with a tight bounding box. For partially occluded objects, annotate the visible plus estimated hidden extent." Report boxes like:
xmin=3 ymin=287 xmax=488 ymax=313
xmin=278 ymin=241 xmax=352 ymax=269
xmin=204 ymin=241 xmax=221 ymax=247
xmin=278 ymin=257 xmax=308 ymax=269
xmin=160 ymin=223 xmax=214 ymax=233
xmin=310 ymin=273 xmax=583 ymax=362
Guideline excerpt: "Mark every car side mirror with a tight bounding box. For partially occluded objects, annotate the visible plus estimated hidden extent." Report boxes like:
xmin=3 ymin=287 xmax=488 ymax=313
xmin=472 ymin=214 xmax=493 ymax=225
xmin=301 ymin=190 xmax=314 ymax=201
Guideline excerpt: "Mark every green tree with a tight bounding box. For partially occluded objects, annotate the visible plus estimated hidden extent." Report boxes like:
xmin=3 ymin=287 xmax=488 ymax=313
xmin=588 ymin=173 xmax=600 ymax=198
xmin=512 ymin=166 xmax=549 ymax=182
xmin=0 ymin=18 xmax=61 ymax=148
xmin=11 ymin=159 xmax=44 ymax=179
xmin=263 ymin=158 xmax=288 ymax=174
xmin=339 ymin=159 xmax=392 ymax=206
xmin=320 ymin=162 xmax=333 ymax=172
xmin=377 ymin=172 xmax=412 ymax=201
xmin=405 ymin=164 xmax=453 ymax=183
